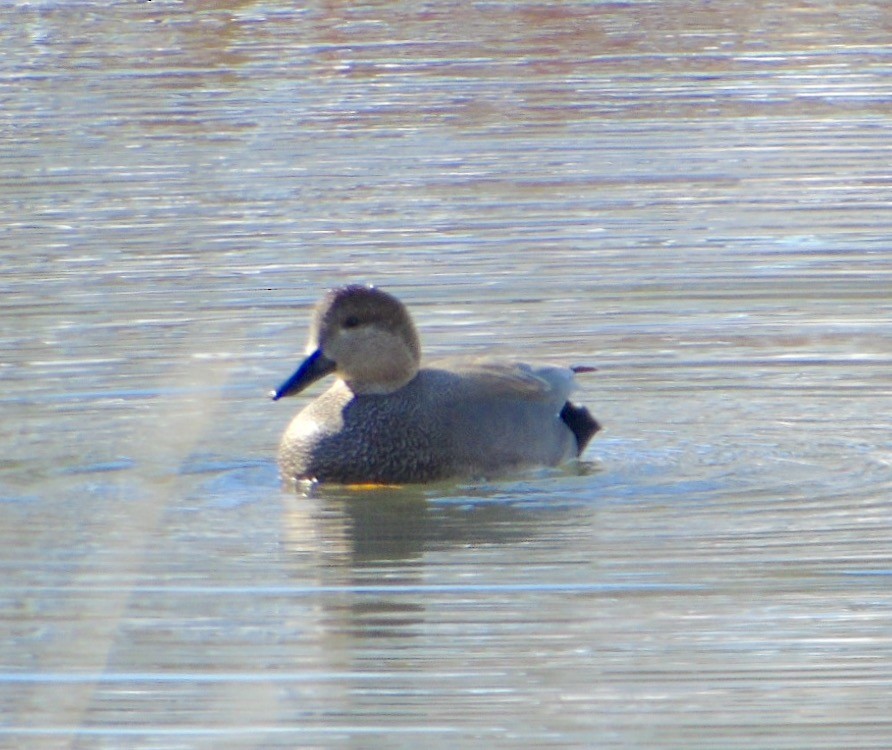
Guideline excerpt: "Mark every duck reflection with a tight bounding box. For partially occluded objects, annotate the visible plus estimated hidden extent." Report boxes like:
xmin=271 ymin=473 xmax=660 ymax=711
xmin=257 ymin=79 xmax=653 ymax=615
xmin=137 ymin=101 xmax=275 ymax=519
xmin=282 ymin=481 xmax=565 ymax=566
xmin=279 ymin=478 xmax=587 ymax=642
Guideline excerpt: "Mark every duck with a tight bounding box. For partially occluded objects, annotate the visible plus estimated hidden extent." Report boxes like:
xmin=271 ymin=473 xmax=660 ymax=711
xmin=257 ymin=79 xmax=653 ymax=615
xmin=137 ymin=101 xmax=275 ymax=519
xmin=272 ymin=285 xmax=599 ymax=485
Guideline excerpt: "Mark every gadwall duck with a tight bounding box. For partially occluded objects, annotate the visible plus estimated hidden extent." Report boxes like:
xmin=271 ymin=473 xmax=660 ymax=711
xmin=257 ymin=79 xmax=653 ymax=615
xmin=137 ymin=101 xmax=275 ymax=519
xmin=272 ymin=285 xmax=599 ymax=485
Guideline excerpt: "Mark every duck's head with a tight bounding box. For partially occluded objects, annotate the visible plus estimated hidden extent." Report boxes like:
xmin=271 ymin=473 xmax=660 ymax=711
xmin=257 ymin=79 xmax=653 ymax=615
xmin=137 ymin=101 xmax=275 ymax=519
xmin=272 ymin=285 xmax=422 ymax=399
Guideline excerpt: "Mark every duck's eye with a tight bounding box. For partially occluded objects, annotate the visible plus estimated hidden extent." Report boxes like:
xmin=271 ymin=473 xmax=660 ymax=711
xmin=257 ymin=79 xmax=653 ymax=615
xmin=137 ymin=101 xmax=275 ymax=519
xmin=343 ymin=315 xmax=361 ymax=329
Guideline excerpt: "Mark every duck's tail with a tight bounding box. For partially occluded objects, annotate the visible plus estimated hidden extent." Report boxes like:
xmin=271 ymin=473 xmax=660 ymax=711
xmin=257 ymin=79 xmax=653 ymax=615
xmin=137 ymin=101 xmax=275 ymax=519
xmin=559 ymin=402 xmax=601 ymax=455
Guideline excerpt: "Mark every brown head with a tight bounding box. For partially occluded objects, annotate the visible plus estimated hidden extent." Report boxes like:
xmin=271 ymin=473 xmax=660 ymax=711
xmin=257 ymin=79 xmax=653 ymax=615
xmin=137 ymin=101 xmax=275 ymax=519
xmin=272 ymin=285 xmax=422 ymax=399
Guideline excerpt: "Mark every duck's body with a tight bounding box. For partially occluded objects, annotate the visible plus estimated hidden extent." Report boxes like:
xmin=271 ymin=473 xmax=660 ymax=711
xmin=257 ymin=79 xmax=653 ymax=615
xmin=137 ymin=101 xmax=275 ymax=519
xmin=273 ymin=286 xmax=599 ymax=485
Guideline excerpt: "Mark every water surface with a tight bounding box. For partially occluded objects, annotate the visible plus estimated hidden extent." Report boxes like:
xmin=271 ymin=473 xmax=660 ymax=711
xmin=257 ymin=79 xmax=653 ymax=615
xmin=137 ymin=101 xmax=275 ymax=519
xmin=2 ymin=1 xmax=891 ymax=748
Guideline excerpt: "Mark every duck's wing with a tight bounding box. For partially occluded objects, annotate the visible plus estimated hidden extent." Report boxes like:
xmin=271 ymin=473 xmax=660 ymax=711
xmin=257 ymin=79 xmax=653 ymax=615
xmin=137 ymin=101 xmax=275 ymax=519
xmin=432 ymin=358 xmax=591 ymax=403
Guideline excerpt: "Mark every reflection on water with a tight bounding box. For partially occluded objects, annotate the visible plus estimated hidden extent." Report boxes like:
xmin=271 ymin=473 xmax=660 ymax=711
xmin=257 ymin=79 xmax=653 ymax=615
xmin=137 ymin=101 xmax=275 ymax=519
xmin=282 ymin=479 xmax=594 ymax=566
xmin=2 ymin=0 xmax=892 ymax=747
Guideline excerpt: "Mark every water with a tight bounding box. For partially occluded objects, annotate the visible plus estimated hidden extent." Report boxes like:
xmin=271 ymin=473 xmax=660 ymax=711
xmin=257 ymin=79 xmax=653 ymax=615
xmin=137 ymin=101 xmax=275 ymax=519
xmin=2 ymin=1 xmax=891 ymax=747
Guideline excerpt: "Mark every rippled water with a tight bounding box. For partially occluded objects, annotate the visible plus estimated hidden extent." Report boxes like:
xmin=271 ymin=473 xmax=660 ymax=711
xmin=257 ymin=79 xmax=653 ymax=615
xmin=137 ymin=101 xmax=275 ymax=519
xmin=2 ymin=1 xmax=891 ymax=748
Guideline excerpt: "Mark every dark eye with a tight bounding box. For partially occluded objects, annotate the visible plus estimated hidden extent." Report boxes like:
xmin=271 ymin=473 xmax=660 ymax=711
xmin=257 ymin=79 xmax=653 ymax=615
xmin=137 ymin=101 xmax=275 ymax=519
xmin=343 ymin=315 xmax=360 ymax=329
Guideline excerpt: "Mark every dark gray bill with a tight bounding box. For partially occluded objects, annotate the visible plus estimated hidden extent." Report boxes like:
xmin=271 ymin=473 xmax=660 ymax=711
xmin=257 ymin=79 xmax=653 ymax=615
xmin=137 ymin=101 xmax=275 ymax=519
xmin=270 ymin=348 xmax=336 ymax=401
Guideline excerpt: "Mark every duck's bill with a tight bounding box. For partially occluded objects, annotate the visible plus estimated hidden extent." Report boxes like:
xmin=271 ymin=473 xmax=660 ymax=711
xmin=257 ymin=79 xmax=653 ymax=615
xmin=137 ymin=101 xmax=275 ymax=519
xmin=271 ymin=349 xmax=336 ymax=400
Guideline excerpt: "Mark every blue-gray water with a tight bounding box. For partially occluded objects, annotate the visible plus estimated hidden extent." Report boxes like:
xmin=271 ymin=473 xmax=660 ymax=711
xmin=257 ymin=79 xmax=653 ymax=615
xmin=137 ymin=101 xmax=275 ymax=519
xmin=2 ymin=1 xmax=891 ymax=748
